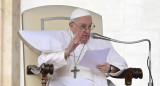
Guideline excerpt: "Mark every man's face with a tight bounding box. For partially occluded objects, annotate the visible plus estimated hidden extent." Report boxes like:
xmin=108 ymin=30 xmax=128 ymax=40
xmin=69 ymin=16 xmax=92 ymax=44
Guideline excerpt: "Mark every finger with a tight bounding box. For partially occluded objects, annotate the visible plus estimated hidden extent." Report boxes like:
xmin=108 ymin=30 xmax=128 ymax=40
xmin=96 ymin=65 xmax=100 ymax=69
xmin=75 ymin=34 xmax=82 ymax=42
xmin=99 ymin=62 xmax=109 ymax=66
xmin=97 ymin=63 xmax=105 ymax=67
xmin=74 ymin=30 xmax=85 ymax=42
xmin=73 ymin=41 xmax=78 ymax=45
xmin=72 ymin=33 xmax=79 ymax=41
xmin=71 ymin=33 xmax=81 ymax=45
xmin=99 ymin=68 xmax=105 ymax=73
xmin=101 ymin=62 xmax=107 ymax=65
xmin=99 ymin=67 xmax=108 ymax=73
xmin=96 ymin=64 xmax=102 ymax=68
xmin=72 ymin=41 xmax=79 ymax=47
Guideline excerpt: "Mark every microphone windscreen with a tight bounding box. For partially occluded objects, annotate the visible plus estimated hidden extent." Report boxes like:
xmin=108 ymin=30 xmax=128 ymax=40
xmin=91 ymin=33 xmax=97 ymax=38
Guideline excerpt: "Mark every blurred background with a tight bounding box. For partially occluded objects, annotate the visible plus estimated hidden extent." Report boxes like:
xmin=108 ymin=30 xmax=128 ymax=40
xmin=0 ymin=0 xmax=160 ymax=86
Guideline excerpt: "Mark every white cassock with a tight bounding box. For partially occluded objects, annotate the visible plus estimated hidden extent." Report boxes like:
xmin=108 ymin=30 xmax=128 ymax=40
xmin=19 ymin=29 xmax=127 ymax=86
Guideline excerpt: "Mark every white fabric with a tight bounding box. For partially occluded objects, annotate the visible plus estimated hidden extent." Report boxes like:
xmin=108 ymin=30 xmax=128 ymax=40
xmin=49 ymin=76 xmax=93 ymax=86
xmin=70 ymin=8 xmax=91 ymax=20
xmin=19 ymin=30 xmax=68 ymax=54
xmin=19 ymin=29 xmax=128 ymax=86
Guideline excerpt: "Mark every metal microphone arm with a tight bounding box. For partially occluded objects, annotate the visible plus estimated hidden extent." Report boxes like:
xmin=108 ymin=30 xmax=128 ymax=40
xmin=91 ymin=33 xmax=153 ymax=86
xmin=91 ymin=33 xmax=150 ymax=44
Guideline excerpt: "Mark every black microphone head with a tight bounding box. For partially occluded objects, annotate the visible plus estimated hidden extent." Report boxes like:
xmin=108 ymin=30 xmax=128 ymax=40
xmin=91 ymin=33 xmax=96 ymax=38
xmin=91 ymin=33 xmax=112 ymax=41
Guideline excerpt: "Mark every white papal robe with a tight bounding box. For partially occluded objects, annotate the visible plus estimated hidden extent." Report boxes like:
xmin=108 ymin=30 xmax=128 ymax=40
xmin=36 ymin=29 xmax=127 ymax=86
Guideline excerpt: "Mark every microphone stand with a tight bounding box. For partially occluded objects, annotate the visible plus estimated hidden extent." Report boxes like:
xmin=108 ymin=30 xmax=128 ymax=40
xmin=91 ymin=33 xmax=153 ymax=86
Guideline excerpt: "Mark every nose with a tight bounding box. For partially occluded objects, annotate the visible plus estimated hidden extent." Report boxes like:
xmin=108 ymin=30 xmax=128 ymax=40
xmin=83 ymin=28 xmax=90 ymax=34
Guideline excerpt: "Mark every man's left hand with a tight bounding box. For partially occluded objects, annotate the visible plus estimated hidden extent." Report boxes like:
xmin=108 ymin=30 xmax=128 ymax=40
xmin=96 ymin=62 xmax=110 ymax=73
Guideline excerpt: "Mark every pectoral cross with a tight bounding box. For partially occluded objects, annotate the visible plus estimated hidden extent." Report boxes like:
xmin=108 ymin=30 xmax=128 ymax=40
xmin=71 ymin=66 xmax=80 ymax=78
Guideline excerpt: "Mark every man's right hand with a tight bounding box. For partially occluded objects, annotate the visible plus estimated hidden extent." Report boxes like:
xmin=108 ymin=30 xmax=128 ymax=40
xmin=64 ymin=30 xmax=85 ymax=59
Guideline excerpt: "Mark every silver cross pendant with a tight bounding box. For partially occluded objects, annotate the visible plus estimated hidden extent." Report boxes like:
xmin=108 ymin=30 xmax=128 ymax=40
xmin=71 ymin=66 xmax=80 ymax=78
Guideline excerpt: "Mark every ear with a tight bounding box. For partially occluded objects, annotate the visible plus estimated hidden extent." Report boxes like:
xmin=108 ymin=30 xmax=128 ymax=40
xmin=69 ymin=22 xmax=74 ymax=31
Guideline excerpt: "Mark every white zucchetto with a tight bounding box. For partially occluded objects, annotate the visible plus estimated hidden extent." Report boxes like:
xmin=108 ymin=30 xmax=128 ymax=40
xmin=70 ymin=8 xmax=91 ymax=21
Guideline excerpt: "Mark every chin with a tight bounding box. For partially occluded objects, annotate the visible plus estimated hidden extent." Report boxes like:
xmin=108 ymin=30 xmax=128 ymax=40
xmin=81 ymin=39 xmax=89 ymax=44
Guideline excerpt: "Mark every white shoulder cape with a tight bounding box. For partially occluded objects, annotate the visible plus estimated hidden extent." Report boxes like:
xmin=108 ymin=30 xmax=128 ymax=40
xmin=18 ymin=30 xmax=69 ymax=54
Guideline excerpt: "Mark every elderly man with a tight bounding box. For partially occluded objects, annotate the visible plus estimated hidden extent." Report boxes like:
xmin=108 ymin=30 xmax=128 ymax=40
xmin=38 ymin=8 xmax=127 ymax=86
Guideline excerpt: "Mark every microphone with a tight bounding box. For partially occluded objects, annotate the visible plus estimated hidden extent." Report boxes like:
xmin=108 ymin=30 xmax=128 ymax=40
xmin=91 ymin=33 xmax=112 ymax=41
xmin=91 ymin=33 xmax=153 ymax=86
xmin=91 ymin=33 xmax=150 ymax=44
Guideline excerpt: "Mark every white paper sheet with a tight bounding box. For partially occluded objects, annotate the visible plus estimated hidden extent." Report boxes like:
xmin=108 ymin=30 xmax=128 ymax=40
xmin=78 ymin=48 xmax=110 ymax=71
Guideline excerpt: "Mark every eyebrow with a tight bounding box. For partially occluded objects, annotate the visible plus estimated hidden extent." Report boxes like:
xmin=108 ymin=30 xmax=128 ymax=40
xmin=80 ymin=23 xmax=92 ymax=26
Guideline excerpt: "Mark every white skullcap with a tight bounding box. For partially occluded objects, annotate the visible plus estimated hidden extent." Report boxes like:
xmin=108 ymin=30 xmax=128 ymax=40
xmin=70 ymin=8 xmax=91 ymax=21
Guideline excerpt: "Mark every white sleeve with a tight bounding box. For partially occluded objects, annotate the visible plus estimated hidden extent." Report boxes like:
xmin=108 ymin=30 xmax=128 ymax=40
xmin=107 ymin=42 xmax=128 ymax=76
xmin=38 ymin=50 xmax=68 ymax=71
